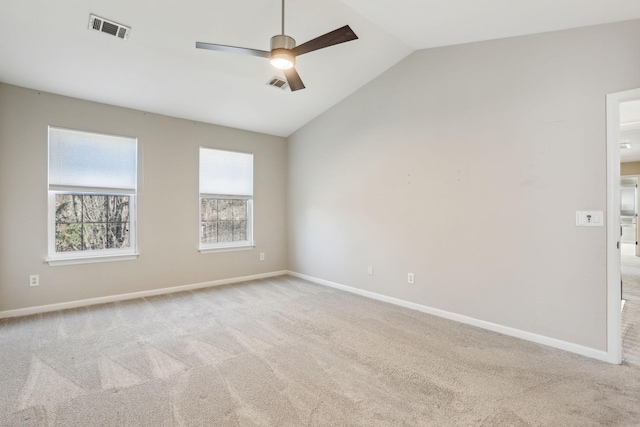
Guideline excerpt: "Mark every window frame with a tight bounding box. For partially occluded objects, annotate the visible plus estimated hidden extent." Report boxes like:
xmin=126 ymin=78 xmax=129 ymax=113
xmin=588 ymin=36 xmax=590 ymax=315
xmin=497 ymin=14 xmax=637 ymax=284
xmin=198 ymin=194 xmax=254 ymax=252
xmin=47 ymin=190 xmax=138 ymax=265
xmin=46 ymin=127 xmax=139 ymax=266
xmin=198 ymin=148 xmax=254 ymax=253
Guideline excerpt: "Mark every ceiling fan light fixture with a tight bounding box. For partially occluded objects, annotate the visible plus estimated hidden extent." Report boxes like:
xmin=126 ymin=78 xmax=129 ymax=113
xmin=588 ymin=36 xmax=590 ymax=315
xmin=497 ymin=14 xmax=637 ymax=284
xmin=270 ymin=51 xmax=295 ymax=69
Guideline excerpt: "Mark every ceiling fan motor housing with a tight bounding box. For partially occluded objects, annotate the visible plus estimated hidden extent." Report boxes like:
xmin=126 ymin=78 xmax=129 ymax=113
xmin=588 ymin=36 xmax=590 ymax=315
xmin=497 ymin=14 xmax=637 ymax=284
xmin=271 ymin=35 xmax=296 ymax=50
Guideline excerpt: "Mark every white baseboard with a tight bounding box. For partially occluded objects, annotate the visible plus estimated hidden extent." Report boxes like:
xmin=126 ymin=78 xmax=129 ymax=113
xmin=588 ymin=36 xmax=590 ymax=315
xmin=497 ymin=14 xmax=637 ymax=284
xmin=0 ymin=271 xmax=288 ymax=319
xmin=2 ymin=269 xmax=612 ymax=363
xmin=287 ymin=271 xmax=611 ymax=363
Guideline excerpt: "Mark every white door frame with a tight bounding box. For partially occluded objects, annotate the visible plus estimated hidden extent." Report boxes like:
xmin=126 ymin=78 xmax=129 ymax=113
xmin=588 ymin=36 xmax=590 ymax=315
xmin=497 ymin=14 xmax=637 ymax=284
xmin=606 ymin=88 xmax=640 ymax=364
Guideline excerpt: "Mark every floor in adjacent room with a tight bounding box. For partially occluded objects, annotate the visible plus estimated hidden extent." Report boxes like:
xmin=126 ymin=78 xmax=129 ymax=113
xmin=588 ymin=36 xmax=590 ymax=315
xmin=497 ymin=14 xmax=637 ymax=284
xmin=621 ymin=243 xmax=640 ymax=367
xmin=1 ymin=275 xmax=640 ymax=426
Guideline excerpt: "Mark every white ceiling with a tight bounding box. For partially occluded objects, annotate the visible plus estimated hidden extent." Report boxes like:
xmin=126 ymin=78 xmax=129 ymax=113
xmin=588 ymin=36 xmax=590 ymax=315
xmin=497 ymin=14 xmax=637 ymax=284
xmin=2 ymin=1 xmax=640 ymax=137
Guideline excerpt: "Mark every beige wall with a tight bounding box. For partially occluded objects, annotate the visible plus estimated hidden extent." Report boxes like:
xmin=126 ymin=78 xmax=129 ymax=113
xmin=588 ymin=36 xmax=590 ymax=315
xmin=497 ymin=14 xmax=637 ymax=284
xmin=0 ymin=83 xmax=287 ymax=311
xmin=288 ymin=20 xmax=640 ymax=351
xmin=622 ymin=161 xmax=640 ymax=175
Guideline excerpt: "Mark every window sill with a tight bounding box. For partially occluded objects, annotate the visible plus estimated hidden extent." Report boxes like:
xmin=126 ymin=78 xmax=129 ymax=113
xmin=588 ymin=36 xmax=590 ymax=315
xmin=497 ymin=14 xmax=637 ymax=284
xmin=199 ymin=245 xmax=255 ymax=254
xmin=46 ymin=253 xmax=139 ymax=267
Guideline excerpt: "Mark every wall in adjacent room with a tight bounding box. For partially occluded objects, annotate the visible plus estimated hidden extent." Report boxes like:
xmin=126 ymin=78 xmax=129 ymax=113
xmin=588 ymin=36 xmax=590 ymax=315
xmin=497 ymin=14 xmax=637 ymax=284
xmin=288 ymin=20 xmax=640 ymax=351
xmin=622 ymin=161 xmax=640 ymax=175
xmin=0 ymin=83 xmax=287 ymax=311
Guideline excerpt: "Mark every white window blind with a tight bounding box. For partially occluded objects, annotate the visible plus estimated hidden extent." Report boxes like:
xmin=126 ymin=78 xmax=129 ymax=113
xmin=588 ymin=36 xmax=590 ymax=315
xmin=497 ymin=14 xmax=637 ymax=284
xmin=199 ymin=148 xmax=253 ymax=196
xmin=49 ymin=127 xmax=137 ymax=191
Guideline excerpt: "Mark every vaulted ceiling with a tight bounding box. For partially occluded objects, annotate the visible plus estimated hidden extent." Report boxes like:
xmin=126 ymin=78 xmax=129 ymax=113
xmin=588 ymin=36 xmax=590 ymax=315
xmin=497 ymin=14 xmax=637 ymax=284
xmin=2 ymin=0 xmax=640 ymax=137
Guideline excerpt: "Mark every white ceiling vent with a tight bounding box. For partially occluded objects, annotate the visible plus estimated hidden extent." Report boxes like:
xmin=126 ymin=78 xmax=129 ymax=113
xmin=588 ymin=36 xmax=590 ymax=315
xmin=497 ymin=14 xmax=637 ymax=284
xmin=267 ymin=76 xmax=289 ymax=90
xmin=88 ymin=14 xmax=130 ymax=41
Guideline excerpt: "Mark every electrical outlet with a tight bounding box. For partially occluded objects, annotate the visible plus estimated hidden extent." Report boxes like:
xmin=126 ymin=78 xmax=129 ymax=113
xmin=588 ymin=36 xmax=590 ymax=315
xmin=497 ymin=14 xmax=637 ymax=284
xmin=260 ymin=252 xmax=265 ymax=261
xmin=367 ymin=266 xmax=373 ymax=276
xmin=407 ymin=273 xmax=414 ymax=284
xmin=30 ymin=275 xmax=39 ymax=287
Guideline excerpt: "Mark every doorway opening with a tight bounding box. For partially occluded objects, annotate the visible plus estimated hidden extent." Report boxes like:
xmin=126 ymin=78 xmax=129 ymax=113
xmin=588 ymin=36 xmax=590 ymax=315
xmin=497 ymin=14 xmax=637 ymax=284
xmin=619 ymin=98 xmax=640 ymax=366
xmin=607 ymin=88 xmax=640 ymax=365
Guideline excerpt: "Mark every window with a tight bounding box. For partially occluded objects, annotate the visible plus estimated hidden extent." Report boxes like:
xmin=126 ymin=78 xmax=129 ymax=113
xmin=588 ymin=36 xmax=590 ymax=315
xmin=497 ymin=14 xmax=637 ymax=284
xmin=199 ymin=148 xmax=253 ymax=251
xmin=47 ymin=127 xmax=138 ymax=265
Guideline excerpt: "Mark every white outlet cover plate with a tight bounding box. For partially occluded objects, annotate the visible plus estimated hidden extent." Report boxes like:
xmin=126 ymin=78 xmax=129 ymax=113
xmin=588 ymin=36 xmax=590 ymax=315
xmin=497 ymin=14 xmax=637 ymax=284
xmin=576 ymin=211 xmax=603 ymax=226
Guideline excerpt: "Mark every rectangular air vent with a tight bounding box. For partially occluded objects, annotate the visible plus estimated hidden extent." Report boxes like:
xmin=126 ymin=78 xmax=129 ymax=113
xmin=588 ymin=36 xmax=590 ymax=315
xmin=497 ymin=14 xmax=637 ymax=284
xmin=88 ymin=14 xmax=130 ymax=41
xmin=267 ymin=77 xmax=288 ymax=90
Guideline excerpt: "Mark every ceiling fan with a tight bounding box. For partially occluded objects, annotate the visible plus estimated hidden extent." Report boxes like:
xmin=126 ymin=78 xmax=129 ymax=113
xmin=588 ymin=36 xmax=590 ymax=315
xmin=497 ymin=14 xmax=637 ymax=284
xmin=196 ymin=0 xmax=358 ymax=91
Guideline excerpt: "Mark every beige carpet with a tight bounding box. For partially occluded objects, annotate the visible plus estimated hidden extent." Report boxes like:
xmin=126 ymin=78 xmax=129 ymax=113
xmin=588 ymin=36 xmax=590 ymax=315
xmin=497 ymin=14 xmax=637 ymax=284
xmin=1 ymin=275 xmax=640 ymax=426
xmin=621 ymin=243 xmax=640 ymax=366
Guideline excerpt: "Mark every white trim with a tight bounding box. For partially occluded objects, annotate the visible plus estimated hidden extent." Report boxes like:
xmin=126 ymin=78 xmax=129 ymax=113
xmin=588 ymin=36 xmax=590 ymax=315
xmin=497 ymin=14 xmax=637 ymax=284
xmin=288 ymin=271 xmax=610 ymax=363
xmin=49 ymin=185 xmax=137 ymax=194
xmin=199 ymin=245 xmax=255 ymax=254
xmin=605 ymin=88 xmax=640 ymax=364
xmin=199 ymin=194 xmax=252 ymax=200
xmin=0 ymin=271 xmax=288 ymax=319
xmin=46 ymin=253 xmax=139 ymax=266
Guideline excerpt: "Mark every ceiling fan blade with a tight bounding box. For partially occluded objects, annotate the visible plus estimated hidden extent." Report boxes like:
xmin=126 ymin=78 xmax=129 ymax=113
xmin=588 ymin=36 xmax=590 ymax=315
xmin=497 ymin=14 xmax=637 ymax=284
xmin=196 ymin=42 xmax=270 ymax=59
xmin=284 ymin=67 xmax=305 ymax=91
xmin=291 ymin=25 xmax=358 ymax=57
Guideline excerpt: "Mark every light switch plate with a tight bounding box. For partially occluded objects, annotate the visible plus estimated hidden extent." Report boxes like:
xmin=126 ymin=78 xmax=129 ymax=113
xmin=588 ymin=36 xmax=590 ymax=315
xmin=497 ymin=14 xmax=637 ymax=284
xmin=576 ymin=211 xmax=603 ymax=226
